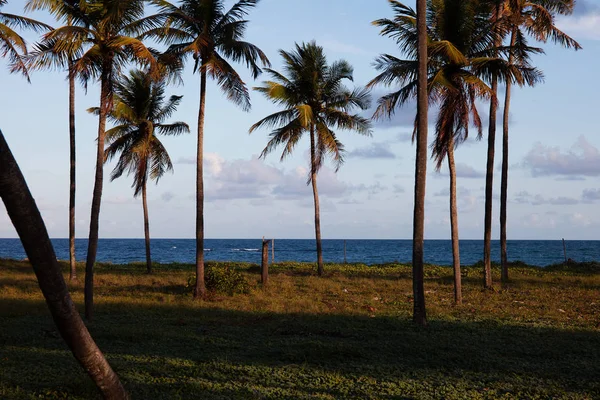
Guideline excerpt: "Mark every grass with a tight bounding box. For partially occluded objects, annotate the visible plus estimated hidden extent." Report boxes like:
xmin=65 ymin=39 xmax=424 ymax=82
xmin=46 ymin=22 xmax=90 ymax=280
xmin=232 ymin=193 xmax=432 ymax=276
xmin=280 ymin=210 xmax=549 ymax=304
xmin=0 ymin=259 xmax=599 ymax=399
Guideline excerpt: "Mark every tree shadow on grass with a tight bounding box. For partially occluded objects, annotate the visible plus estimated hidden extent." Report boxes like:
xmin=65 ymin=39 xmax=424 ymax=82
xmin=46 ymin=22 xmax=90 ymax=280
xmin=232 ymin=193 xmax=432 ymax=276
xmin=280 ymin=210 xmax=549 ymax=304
xmin=1 ymin=298 xmax=599 ymax=399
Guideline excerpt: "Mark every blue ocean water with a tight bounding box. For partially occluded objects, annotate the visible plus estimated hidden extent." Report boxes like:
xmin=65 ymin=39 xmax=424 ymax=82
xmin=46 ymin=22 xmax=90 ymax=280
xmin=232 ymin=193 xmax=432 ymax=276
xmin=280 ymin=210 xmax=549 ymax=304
xmin=0 ymin=238 xmax=598 ymax=266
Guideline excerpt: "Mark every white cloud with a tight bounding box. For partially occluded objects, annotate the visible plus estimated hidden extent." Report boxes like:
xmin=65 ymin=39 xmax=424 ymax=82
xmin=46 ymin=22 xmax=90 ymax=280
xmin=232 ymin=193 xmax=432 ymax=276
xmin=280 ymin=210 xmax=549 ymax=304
xmin=350 ymin=142 xmax=396 ymax=159
xmin=522 ymin=136 xmax=600 ymax=178
xmin=582 ymin=188 xmax=600 ymax=202
xmin=320 ymin=38 xmax=373 ymax=56
xmin=513 ymin=191 xmax=579 ymax=205
xmin=557 ymin=12 xmax=600 ymax=41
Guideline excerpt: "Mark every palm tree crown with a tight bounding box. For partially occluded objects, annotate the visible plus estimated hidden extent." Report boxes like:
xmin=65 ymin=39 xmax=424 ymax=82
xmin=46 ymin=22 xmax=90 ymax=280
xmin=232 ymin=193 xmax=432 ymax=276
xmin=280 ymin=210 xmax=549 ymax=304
xmin=102 ymin=69 xmax=189 ymax=193
xmin=251 ymin=41 xmax=372 ymax=174
xmin=0 ymin=0 xmax=50 ymax=79
xmin=32 ymin=0 xmax=156 ymax=95
xmin=140 ymin=0 xmax=270 ymax=109
xmin=369 ymin=0 xmax=541 ymax=162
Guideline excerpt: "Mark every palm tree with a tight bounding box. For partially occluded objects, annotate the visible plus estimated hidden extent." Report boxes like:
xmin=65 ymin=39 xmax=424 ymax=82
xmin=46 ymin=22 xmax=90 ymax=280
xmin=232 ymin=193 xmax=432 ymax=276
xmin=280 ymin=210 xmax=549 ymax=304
xmin=139 ymin=0 xmax=269 ymax=298
xmin=482 ymin=0 xmax=505 ymax=289
xmin=97 ymin=69 xmax=189 ymax=274
xmin=36 ymin=0 xmax=157 ymax=320
xmin=499 ymin=0 xmax=580 ymax=282
xmin=370 ymin=0 xmax=491 ymax=306
xmin=0 ymin=0 xmax=51 ymax=80
xmin=414 ymin=0 xmax=429 ymax=325
xmin=250 ymin=41 xmax=371 ymax=276
xmin=0 ymin=129 xmax=127 ymax=398
xmin=25 ymin=0 xmax=87 ymax=282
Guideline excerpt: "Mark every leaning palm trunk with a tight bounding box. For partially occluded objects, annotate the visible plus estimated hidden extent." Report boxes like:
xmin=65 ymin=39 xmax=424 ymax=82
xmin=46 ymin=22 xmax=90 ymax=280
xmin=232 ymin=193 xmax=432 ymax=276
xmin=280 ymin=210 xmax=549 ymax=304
xmin=142 ymin=179 xmax=152 ymax=274
xmin=500 ymin=28 xmax=517 ymax=283
xmin=68 ymin=60 xmax=77 ymax=282
xmin=309 ymin=125 xmax=324 ymax=276
xmin=412 ymin=0 xmax=428 ymax=326
xmin=447 ymin=136 xmax=462 ymax=304
xmin=85 ymin=66 xmax=111 ymax=321
xmin=194 ymin=67 xmax=207 ymax=299
xmin=0 ymin=130 xmax=128 ymax=399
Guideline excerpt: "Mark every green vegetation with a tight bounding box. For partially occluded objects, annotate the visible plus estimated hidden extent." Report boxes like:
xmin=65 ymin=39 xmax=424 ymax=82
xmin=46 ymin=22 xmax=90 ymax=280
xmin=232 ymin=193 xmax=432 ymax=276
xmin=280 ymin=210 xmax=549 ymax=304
xmin=1 ymin=259 xmax=598 ymax=399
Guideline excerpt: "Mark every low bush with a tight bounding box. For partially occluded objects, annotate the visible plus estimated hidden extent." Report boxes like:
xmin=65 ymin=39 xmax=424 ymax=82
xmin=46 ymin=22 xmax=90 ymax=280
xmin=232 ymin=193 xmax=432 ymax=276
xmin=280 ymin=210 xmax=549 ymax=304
xmin=186 ymin=265 xmax=250 ymax=295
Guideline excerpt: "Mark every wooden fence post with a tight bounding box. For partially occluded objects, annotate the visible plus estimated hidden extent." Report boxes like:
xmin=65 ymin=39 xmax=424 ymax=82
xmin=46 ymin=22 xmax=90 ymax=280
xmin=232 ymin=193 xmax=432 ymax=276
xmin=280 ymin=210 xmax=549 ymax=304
xmin=562 ymin=238 xmax=567 ymax=263
xmin=261 ymin=239 xmax=269 ymax=286
xmin=271 ymin=238 xmax=275 ymax=263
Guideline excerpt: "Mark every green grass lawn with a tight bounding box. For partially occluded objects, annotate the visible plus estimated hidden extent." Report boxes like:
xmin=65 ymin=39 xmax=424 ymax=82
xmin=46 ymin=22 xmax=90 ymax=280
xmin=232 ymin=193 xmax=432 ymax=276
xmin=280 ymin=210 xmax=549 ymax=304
xmin=0 ymin=259 xmax=599 ymax=399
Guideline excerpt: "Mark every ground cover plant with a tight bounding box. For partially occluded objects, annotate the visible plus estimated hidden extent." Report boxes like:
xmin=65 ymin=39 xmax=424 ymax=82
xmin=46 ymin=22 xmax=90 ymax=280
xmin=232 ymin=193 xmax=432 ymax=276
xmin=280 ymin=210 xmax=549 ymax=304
xmin=0 ymin=259 xmax=598 ymax=399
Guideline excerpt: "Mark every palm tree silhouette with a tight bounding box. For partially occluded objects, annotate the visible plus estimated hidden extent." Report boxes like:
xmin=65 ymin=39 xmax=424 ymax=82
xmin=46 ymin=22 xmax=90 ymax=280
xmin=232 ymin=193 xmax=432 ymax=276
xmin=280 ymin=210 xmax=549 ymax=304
xmin=0 ymin=0 xmax=50 ymax=80
xmin=499 ymin=0 xmax=580 ymax=281
xmin=96 ymin=69 xmax=189 ymax=274
xmin=0 ymin=129 xmax=127 ymax=398
xmin=25 ymin=0 xmax=88 ymax=282
xmin=36 ymin=0 xmax=157 ymax=320
xmin=139 ymin=0 xmax=269 ymax=298
xmin=369 ymin=0 xmax=541 ymax=304
xmin=250 ymin=41 xmax=371 ymax=276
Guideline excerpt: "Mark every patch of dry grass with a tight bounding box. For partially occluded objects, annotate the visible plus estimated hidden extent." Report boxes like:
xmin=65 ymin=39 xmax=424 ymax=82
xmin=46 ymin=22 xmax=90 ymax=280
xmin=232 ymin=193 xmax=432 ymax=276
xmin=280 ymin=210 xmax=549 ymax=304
xmin=0 ymin=259 xmax=598 ymax=399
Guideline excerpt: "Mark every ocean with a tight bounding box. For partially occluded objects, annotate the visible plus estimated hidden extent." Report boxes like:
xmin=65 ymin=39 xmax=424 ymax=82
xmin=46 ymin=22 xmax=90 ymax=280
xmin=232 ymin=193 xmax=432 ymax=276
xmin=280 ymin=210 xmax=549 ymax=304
xmin=0 ymin=238 xmax=598 ymax=266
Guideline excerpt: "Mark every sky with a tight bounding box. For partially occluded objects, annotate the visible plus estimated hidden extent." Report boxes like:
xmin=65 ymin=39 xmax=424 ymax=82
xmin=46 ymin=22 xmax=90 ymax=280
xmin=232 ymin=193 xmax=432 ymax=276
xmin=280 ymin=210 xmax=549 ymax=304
xmin=0 ymin=0 xmax=599 ymax=240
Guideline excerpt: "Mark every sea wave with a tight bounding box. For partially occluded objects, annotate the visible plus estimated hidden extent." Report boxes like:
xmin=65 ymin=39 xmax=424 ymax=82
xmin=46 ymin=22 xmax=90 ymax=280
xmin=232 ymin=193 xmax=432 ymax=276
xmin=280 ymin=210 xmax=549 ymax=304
xmin=232 ymin=248 xmax=259 ymax=252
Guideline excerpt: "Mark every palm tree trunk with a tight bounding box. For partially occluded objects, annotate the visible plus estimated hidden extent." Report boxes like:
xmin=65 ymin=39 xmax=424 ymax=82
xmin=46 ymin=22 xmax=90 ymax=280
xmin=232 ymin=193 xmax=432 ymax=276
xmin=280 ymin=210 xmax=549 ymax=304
xmin=84 ymin=68 xmax=110 ymax=321
xmin=412 ymin=0 xmax=428 ymax=326
xmin=501 ymin=28 xmax=517 ymax=283
xmin=142 ymin=179 xmax=152 ymax=274
xmin=483 ymin=77 xmax=498 ymax=289
xmin=309 ymin=125 xmax=324 ymax=276
xmin=194 ymin=68 xmax=207 ymax=299
xmin=483 ymin=7 xmax=502 ymax=290
xmin=0 ymin=130 xmax=128 ymax=399
xmin=68 ymin=60 xmax=77 ymax=282
xmin=447 ymin=136 xmax=462 ymax=304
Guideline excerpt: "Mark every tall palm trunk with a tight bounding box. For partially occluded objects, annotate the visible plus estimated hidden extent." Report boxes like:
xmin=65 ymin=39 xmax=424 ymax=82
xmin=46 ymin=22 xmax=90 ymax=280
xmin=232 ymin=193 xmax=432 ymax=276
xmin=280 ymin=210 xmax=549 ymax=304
xmin=68 ymin=60 xmax=77 ymax=282
xmin=309 ymin=124 xmax=324 ymax=276
xmin=194 ymin=67 xmax=207 ymax=299
xmin=85 ymin=66 xmax=110 ymax=321
xmin=447 ymin=136 xmax=462 ymax=304
xmin=483 ymin=77 xmax=498 ymax=289
xmin=0 ymin=130 xmax=128 ymax=399
xmin=483 ymin=6 xmax=502 ymax=290
xmin=500 ymin=28 xmax=517 ymax=283
xmin=142 ymin=178 xmax=152 ymax=274
xmin=412 ymin=0 xmax=428 ymax=326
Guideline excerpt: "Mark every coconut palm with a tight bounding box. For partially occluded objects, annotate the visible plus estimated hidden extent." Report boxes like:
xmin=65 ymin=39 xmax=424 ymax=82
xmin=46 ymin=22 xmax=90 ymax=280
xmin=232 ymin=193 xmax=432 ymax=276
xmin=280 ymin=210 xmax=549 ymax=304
xmin=97 ymin=69 xmax=189 ymax=274
xmin=34 ymin=0 xmax=157 ymax=320
xmin=499 ymin=0 xmax=580 ymax=281
xmin=138 ymin=0 xmax=269 ymax=298
xmin=0 ymin=0 xmax=51 ymax=79
xmin=482 ymin=0 xmax=502 ymax=289
xmin=250 ymin=41 xmax=371 ymax=276
xmin=415 ymin=0 xmax=429 ymax=325
xmin=371 ymin=0 xmax=488 ymax=306
xmin=25 ymin=0 xmax=87 ymax=282
xmin=369 ymin=0 xmax=540 ymax=306
xmin=0 ymin=129 xmax=127 ymax=398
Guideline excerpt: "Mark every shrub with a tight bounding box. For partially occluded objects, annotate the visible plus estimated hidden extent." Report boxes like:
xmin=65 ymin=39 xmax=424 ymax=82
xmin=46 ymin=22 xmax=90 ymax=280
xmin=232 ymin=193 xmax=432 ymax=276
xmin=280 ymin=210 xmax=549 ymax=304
xmin=187 ymin=265 xmax=250 ymax=295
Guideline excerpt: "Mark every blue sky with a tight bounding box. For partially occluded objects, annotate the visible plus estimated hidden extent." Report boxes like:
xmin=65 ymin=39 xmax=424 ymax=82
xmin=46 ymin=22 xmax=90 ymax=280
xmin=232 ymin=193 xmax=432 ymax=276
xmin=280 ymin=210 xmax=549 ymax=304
xmin=0 ymin=0 xmax=599 ymax=240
